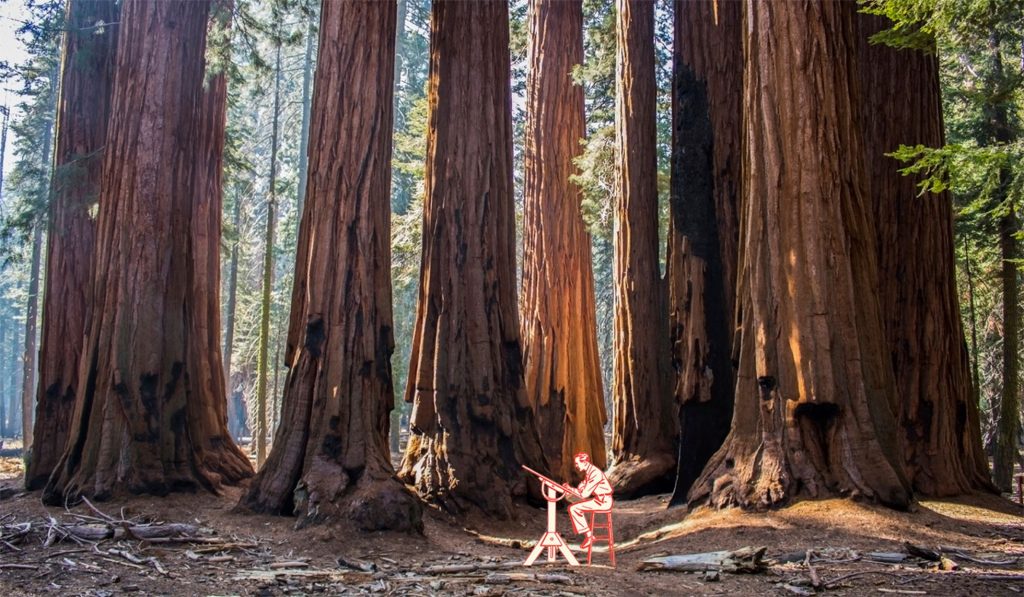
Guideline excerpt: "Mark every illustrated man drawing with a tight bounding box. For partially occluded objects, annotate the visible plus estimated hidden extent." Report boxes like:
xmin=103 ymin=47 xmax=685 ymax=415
xmin=563 ymin=452 xmax=613 ymax=549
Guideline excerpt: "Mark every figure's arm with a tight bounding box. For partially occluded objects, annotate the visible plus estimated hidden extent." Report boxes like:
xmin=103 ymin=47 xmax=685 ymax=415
xmin=577 ymin=470 xmax=599 ymax=498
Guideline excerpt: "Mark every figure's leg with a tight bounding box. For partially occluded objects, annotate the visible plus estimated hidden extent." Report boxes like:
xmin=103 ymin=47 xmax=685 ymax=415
xmin=569 ymin=501 xmax=593 ymax=534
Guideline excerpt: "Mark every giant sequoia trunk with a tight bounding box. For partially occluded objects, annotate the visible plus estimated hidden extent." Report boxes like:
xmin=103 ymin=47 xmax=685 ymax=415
xmin=26 ymin=0 xmax=119 ymax=490
xmin=520 ymin=0 xmax=606 ymax=483
xmin=857 ymin=14 xmax=992 ymax=496
xmin=689 ymin=0 xmax=911 ymax=510
xmin=608 ymin=0 xmax=677 ymax=498
xmin=44 ymin=0 xmax=252 ymax=503
xmin=666 ymin=0 xmax=742 ymax=505
xmin=398 ymin=0 xmax=546 ymax=518
xmin=240 ymin=1 xmax=421 ymax=533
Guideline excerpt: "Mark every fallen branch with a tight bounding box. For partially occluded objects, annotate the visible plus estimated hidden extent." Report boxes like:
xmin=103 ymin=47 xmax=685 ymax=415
xmin=637 ymin=546 xmax=768 ymax=573
xmin=865 ymin=552 xmax=908 ymax=564
xmin=420 ymin=561 xmax=520 ymax=574
xmin=804 ymin=549 xmax=822 ymax=590
xmin=824 ymin=570 xmax=905 ymax=589
xmin=80 ymin=496 xmax=118 ymax=523
xmin=484 ymin=572 xmax=572 ymax=585
xmin=269 ymin=561 xmax=310 ymax=569
xmin=0 ymin=563 xmax=38 ymax=570
xmin=234 ymin=568 xmax=359 ymax=582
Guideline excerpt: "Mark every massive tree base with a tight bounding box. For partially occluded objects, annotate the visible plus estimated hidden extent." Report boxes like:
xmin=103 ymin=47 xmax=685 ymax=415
xmin=243 ymin=466 xmax=422 ymax=534
xmin=43 ymin=440 xmax=252 ymax=505
xmin=399 ymin=433 xmax=537 ymax=518
xmin=607 ymin=453 xmax=676 ymax=498
xmin=688 ymin=380 xmax=912 ymax=512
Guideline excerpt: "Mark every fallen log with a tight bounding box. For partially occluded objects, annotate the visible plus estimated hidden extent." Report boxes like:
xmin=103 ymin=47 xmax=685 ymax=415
xmin=484 ymin=572 xmax=572 ymax=585
xmin=865 ymin=552 xmax=908 ymax=564
xmin=637 ymin=546 xmax=768 ymax=573
xmin=420 ymin=561 xmax=520 ymax=574
xmin=904 ymin=542 xmax=941 ymax=562
xmin=234 ymin=568 xmax=360 ymax=582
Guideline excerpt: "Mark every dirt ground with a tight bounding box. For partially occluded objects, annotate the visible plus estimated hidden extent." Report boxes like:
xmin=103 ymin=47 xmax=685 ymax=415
xmin=1 ymin=454 xmax=1021 ymax=596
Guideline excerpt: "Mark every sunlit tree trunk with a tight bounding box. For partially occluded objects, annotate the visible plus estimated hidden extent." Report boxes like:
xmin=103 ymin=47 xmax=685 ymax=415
xmin=608 ymin=0 xmax=677 ymax=498
xmin=666 ymin=0 xmax=742 ymax=505
xmin=399 ymin=0 xmax=547 ymax=518
xmin=689 ymin=0 xmax=911 ymax=510
xmin=26 ymin=0 xmax=119 ymax=489
xmin=44 ymin=0 xmax=252 ymax=503
xmin=520 ymin=0 xmax=606 ymax=483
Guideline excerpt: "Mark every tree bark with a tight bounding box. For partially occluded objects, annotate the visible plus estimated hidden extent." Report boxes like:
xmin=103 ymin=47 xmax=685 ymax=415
xmin=987 ymin=30 xmax=1020 ymax=492
xmin=241 ymin=0 xmax=420 ymax=532
xmin=44 ymin=0 xmax=252 ymax=503
xmin=398 ymin=0 xmax=547 ymax=518
xmin=520 ymin=0 xmax=606 ymax=484
xmin=608 ymin=0 xmax=676 ymax=498
xmin=389 ymin=0 xmax=407 ymax=456
xmin=0 ymin=316 xmax=7 ymax=438
xmin=295 ymin=13 xmax=315 ymax=219
xmin=223 ymin=188 xmax=242 ymax=439
xmin=255 ymin=41 xmax=283 ymax=467
xmin=20 ymin=224 xmax=42 ymax=448
xmin=26 ymin=0 xmax=119 ymax=490
xmin=689 ymin=0 xmax=911 ymax=510
xmin=21 ymin=62 xmax=57 ymax=452
xmin=666 ymin=0 xmax=742 ymax=506
xmin=857 ymin=14 xmax=992 ymax=496
xmin=9 ymin=321 xmax=20 ymax=438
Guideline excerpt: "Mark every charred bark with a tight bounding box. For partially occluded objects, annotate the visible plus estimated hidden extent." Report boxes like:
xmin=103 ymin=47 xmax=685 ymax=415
xmin=240 ymin=0 xmax=420 ymax=533
xmin=26 ymin=0 xmax=119 ymax=490
xmin=399 ymin=0 xmax=547 ymax=518
xmin=44 ymin=0 xmax=252 ymax=503
xmin=608 ymin=0 xmax=677 ymax=498
xmin=857 ymin=14 xmax=992 ymax=496
xmin=666 ymin=0 xmax=742 ymax=506
xmin=520 ymin=0 xmax=606 ymax=483
xmin=689 ymin=0 xmax=911 ymax=510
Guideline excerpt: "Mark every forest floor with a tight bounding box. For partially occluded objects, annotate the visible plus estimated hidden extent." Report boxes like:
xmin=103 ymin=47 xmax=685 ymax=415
xmin=0 ymin=452 xmax=1021 ymax=596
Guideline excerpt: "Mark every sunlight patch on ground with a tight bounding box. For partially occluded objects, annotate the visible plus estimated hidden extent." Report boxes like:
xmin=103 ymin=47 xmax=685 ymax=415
xmin=0 ymin=455 xmax=23 ymax=481
xmin=918 ymin=499 xmax=1022 ymax=526
xmin=617 ymin=506 xmax=795 ymax=551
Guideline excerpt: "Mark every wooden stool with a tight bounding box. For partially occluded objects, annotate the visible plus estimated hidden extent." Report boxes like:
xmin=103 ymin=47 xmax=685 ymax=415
xmin=586 ymin=510 xmax=615 ymax=567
